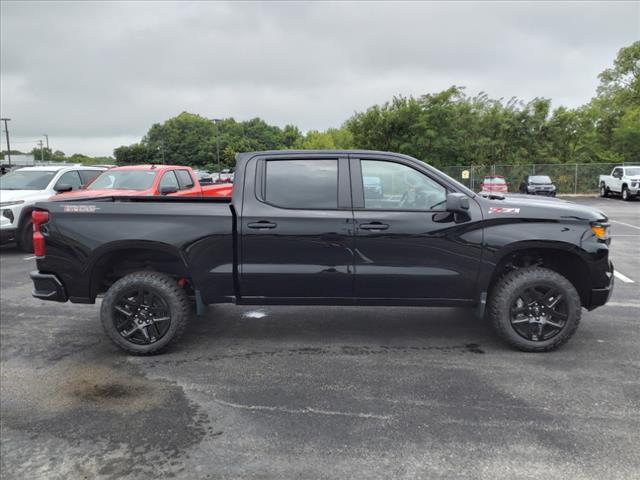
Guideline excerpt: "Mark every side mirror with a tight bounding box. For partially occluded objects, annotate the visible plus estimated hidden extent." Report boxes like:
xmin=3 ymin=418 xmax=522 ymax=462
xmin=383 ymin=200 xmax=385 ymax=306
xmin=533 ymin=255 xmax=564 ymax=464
xmin=159 ymin=185 xmax=178 ymax=195
xmin=446 ymin=192 xmax=470 ymax=212
xmin=54 ymin=184 xmax=73 ymax=193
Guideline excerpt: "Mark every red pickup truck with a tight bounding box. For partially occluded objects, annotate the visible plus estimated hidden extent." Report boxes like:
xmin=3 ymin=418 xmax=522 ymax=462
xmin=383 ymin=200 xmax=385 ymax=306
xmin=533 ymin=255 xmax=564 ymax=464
xmin=53 ymin=165 xmax=233 ymax=200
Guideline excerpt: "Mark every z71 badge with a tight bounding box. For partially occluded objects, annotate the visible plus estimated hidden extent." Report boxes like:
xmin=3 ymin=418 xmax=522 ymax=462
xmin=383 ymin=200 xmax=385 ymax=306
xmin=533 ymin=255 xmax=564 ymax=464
xmin=489 ymin=207 xmax=520 ymax=215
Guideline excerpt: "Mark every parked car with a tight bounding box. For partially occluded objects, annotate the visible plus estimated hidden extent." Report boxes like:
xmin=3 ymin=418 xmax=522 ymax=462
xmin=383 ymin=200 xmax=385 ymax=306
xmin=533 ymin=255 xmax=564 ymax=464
xmin=30 ymin=150 xmax=613 ymax=355
xmin=480 ymin=176 xmax=509 ymax=194
xmin=363 ymin=175 xmax=384 ymax=199
xmin=599 ymin=166 xmax=640 ymax=201
xmin=52 ymin=165 xmax=233 ymax=201
xmin=0 ymin=165 xmax=106 ymax=251
xmin=214 ymin=169 xmax=234 ymax=184
xmin=519 ymin=175 xmax=557 ymax=197
xmin=194 ymin=170 xmax=214 ymax=185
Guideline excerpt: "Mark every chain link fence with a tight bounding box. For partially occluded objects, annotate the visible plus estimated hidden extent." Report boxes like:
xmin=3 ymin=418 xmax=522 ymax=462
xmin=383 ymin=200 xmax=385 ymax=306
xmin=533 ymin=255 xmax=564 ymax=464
xmin=440 ymin=163 xmax=623 ymax=194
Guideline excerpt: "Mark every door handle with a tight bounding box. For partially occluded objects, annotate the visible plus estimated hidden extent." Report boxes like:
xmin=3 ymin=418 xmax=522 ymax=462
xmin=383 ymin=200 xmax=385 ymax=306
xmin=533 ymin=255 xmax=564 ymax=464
xmin=247 ymin=221 xmax=278 ymax=229
xmin=359 ymin=222 xmax=389 ymax=231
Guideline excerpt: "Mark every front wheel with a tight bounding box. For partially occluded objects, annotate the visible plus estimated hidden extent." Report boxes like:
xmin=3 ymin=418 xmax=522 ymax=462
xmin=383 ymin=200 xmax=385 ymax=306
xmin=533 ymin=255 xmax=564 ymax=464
xmin=100 ymin=271 xmax=192 ymax=355
xmin=622 ymin=186 xmax=631 ymax=201
xmin=599 ymin=183 xmax=608 ymax=198
xmin=488 ymin=267 xmax=581 ymax=352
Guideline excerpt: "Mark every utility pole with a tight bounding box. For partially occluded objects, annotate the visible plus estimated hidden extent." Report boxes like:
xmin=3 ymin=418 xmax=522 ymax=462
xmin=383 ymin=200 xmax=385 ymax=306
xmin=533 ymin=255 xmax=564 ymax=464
xmin=1 ymin=118 xmax=11 ymax=166
xmin=38 ymin=140 xmax=45 ymax=163
xmin=213 ymin=118 xmax=221 ymax=174
xmin=43 ymin=134 xmax=49 ymax=150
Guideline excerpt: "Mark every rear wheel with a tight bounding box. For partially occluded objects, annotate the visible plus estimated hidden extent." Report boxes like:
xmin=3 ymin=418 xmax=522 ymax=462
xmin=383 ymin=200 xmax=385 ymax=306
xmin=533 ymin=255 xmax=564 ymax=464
xmin=100 ymin=271 xmax=191 ymax=355
xmin=16 ymin=219 xmax=33 ymax=253
xmin=488 ymin=267 xmax=581 ymax=352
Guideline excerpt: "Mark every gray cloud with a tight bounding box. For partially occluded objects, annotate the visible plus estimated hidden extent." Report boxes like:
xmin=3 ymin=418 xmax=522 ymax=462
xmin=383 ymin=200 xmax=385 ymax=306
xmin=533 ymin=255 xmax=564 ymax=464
xmin=1 ymin=1 xmax=638 ymax=156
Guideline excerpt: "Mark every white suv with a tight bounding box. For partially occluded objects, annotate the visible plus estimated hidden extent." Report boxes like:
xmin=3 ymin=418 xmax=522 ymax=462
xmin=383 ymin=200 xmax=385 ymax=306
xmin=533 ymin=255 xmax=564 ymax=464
xmin=0 ymin=165 xmax=106 ymax=251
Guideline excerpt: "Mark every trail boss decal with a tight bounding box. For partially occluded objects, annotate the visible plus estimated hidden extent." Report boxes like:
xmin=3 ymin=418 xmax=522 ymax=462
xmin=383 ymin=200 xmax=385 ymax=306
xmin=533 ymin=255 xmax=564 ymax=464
xmin=488 ymin=207 xmax=520 ymax=215
xmin=63 ymin=205 xmax=99 ymax=213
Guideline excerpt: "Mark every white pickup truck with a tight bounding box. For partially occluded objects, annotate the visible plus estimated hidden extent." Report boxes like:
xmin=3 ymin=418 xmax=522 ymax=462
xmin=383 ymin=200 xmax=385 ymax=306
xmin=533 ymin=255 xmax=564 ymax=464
xmin=599 ymin=165 xmax=640 ymax=201
xmin=0 ymin=165 xmax=106 ymax=251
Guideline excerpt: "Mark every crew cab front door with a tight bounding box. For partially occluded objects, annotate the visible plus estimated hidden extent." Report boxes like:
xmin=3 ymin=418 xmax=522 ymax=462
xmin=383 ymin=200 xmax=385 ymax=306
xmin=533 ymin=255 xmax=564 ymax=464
xmin=350 ymin=156 xmax=483 ymax=303
xmin=239 ymin=155 xmax=354 ymax=301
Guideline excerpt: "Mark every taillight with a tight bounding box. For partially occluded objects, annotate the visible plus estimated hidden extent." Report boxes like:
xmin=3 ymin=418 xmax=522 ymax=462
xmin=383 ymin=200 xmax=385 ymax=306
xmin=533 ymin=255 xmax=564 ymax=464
xmin=32 ymin=210 xmax=49 ymax=258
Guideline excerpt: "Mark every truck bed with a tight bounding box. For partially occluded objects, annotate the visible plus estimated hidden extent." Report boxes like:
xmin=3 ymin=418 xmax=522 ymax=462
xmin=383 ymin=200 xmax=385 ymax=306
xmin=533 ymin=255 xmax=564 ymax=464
xmin=34 ymin=196 xmax=236 ymax=305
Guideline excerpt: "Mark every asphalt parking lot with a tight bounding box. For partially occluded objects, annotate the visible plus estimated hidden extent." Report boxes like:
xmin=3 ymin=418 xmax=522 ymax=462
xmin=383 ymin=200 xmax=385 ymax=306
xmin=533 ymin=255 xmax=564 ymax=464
xmin=1 ymin=196 xmax=638 ymax=480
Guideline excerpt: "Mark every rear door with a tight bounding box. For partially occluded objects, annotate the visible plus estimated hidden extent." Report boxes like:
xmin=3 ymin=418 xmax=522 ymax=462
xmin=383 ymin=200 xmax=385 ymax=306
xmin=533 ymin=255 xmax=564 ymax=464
xmin=350 ymin=155 xmax=483 ymax=303
xmin=239 ymin=155 xmax=354 ymax=301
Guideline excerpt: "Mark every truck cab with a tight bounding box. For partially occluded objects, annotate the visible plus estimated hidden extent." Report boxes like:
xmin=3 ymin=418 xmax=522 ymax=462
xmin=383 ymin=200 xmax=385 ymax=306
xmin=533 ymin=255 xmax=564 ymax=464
xmin=599 ymin=166 xmax=640 ymax=200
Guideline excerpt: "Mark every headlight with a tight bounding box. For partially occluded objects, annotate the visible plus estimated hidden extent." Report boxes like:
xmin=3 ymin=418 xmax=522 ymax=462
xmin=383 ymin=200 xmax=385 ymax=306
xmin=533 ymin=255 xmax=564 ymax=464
xmin=591 ymin=223 xmax=610 ymax=240
xmin=0 ymin=200 xmax=24 ymax=207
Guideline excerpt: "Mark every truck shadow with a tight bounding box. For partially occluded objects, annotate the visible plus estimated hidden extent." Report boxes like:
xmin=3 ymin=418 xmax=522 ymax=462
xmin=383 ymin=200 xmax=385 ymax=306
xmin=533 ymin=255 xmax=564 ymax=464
xmin=181 ymin=305 xmax=502 ymax=353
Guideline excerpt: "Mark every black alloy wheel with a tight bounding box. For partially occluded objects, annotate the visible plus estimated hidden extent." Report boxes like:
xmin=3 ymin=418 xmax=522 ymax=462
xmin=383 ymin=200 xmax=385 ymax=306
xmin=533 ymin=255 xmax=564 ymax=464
xmin=113 ymin=287 xmax=172 ymax=345
xmin=101 ymin=271 xmax=191 ymax=355
xmin=488 ymin=267 xmax=581 ymax=352
xmin=510 ymin=285 xmax=568 ymax=342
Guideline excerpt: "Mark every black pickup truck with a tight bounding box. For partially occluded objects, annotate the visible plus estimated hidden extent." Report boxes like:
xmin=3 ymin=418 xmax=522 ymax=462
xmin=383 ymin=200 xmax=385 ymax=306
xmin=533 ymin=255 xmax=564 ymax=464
xmin=30 ymin=150 xmax=614 ymax=354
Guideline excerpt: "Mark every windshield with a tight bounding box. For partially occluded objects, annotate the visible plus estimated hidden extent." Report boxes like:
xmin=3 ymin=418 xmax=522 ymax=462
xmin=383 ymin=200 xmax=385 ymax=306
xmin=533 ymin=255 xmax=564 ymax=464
xmin=0 ymin=170 xmax=57 ymax=190
xmin=530 ymin=175 xmax=552 ymax=184
xmin=626 ymin=167 xmax=640 ymax=176
xmin=89 ymin=170 xmax=158 ymax=191
xmin=483 ymin=177 xmax=506 ymax=184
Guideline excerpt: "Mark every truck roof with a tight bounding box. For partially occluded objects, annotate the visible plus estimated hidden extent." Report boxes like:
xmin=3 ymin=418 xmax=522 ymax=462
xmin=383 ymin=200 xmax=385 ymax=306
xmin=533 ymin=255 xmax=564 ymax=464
xmin=14 ymin=165 xmax=105 ymax=172
xmin=236 ymin=149 xmax=416 ymax=162
xmin=110 ymin=164 xmax=189 ymax=171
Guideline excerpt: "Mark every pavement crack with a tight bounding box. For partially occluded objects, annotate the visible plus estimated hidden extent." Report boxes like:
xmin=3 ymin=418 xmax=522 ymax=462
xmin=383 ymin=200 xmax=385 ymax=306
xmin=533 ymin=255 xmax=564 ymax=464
xmin=209 ymin=396 xmax=393 ymax=421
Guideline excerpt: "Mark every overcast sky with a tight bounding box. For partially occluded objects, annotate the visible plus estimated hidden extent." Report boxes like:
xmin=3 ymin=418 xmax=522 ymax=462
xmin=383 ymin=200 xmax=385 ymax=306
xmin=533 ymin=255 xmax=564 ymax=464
xmin=1 ymin=1 xmax=638 ymax=157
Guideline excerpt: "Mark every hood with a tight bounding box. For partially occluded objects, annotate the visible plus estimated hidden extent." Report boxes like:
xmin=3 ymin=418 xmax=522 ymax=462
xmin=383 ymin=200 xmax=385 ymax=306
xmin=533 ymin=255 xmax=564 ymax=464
xmin=0 ymin=189 xmax=52 ymax=204
xmin=51 ymin=188 xmax=152 ymax=201
xmin=479 ymin=194 xmax=607 ymax=222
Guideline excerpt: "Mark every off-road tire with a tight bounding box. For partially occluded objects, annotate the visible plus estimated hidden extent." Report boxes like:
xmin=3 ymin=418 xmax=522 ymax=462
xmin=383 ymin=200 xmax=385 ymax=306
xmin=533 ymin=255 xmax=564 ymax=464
xmin=17 ymin=219 xmax=33 ymax=253
xmin=488 ymin=267 xmax=581 ymax=352
xmin=599 ymin=183 xmax=608 ymax=198
xmin=622 ymin=186 xmax=630 ymax=201
xmin=101 ymin=271 xmax=191 ymax=355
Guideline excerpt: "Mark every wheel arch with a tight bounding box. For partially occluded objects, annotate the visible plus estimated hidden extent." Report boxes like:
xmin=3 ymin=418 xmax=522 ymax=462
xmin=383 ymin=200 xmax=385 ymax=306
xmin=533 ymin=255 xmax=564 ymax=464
xmin=87 ymin=241 xmax=193 ymax=301
xmin=483 ymin=242 xmax=592 ymax=308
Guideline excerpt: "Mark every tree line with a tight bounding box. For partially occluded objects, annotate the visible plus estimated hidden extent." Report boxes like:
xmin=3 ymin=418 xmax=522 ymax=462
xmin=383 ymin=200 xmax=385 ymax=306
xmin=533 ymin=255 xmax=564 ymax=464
xmin=4 ymin=42 xmax=636 ymax=169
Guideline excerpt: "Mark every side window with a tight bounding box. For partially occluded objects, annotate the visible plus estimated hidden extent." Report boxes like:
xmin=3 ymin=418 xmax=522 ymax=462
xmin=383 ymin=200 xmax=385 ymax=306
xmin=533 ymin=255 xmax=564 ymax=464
xmin=613 ymin=168 xmax=622 ymax=178
xmin=54 ymin=171 xmax=83 ymax=190
xmin=360 ymin=160 xmax=447 ymax=211
xmin=159 ymin=171 xmax=179 ymax=190
xmin=265 ymin=159 xmax=338 ymax=209
xmin=175 ymin=170 xmax=195 ymax=189
xmin=79 ymin=170 xmax=101 ymax=186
